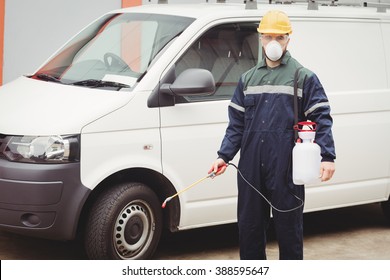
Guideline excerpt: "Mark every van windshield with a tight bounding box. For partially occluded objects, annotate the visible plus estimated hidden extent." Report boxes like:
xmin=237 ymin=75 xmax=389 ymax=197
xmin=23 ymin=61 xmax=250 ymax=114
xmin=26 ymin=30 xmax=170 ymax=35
xmin=31 ymin=13 xmax=194 ymax=90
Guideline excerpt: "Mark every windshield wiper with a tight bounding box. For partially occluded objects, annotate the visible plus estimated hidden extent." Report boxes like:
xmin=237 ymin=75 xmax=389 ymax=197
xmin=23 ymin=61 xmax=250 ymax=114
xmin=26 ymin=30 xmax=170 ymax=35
xmin=71 ymin=79 xmax=130 ymax=90
xmin=36 ymin=73 xmax=63 ymax=83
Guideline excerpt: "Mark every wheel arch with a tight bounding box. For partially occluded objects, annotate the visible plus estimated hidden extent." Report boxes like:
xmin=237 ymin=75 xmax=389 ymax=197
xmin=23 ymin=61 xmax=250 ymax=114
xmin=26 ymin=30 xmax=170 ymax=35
xmin=78 ymin=167 xmax=180 ymax=236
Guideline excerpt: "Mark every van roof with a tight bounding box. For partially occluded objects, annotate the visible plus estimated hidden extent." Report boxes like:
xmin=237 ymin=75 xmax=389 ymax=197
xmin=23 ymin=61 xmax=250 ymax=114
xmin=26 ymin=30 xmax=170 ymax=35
xmin=114 ymin=2 xmax=390 ymax=21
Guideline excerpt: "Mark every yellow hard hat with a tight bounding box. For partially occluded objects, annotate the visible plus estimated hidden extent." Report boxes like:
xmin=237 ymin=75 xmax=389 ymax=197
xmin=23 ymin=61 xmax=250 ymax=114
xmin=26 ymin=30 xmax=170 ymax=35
xmin=257 ymin=10 xmax=292 ymax=35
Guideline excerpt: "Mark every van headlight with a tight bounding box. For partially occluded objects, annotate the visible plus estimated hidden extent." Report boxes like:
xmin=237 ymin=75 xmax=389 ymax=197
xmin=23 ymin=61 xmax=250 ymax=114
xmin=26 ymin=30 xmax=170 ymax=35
xmin=4 ymin=135 xmax=80 ymax=163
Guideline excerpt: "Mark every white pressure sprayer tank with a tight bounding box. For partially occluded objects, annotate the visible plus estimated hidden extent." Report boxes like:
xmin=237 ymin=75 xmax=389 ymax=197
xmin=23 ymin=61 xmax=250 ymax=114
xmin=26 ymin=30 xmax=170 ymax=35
xmin=292 ymin=121 xmax=321 ymax=185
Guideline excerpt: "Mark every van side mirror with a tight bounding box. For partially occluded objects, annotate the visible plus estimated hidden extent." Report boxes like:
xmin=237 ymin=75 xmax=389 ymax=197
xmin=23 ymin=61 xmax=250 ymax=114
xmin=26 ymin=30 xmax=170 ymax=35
xmin=160 ymin=68 xmax=215 ymax=96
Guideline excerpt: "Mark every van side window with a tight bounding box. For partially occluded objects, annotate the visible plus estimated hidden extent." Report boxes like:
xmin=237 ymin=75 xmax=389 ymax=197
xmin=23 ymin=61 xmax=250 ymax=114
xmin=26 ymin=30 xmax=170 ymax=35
xmin=175 ymin=22 xmax=258 ymax=103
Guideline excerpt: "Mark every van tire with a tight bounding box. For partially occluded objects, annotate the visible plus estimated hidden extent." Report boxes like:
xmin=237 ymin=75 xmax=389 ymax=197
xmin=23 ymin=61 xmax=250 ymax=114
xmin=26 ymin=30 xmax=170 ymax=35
xmin=84 ymin=182 xmax=162 ymax=259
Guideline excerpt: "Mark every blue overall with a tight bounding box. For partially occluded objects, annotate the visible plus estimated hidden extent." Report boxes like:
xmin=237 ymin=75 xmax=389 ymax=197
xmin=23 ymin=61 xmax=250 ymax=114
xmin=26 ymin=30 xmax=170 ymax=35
xmin=217 ymin=51 xmax=336 ymax=259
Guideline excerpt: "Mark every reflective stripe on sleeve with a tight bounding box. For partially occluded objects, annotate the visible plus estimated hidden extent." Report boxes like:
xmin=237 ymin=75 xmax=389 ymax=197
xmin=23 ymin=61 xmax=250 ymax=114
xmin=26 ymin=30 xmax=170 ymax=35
xmin=305 ymin=102 xmax=330 ymax=116
xmin=229 ymin=101 xmax=245 ymax=112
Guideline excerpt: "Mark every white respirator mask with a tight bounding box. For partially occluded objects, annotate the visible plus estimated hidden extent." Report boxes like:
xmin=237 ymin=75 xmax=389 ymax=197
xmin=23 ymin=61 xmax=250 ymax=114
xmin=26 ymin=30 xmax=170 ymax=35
xmin=264 ymin=40 xmax=284 ymax=62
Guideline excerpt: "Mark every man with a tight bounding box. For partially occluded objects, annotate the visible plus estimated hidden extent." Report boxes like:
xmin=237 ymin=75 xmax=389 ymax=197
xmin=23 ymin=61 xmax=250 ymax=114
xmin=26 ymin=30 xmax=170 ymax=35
xmin=209 ymin=10 xmax=336 ymax=260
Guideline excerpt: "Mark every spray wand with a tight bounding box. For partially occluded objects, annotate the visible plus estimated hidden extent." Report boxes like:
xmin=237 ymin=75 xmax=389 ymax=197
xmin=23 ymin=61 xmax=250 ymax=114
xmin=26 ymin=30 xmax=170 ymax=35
xmin=162 ymin=163 xmax=303 ymax=212
xmin=162 ymin=165 xmax=226 ymax=208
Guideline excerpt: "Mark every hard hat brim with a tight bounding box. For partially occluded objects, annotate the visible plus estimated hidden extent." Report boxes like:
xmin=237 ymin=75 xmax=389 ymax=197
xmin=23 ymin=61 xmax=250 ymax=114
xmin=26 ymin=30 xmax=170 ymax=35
xmin=257 ymin=27 xmax=292 ymax=34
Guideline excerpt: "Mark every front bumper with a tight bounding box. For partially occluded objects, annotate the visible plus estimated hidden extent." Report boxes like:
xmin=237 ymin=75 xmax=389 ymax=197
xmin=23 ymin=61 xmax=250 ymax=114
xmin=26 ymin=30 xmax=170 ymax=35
xmin=0 ymin=158 xmax=90 ymax=240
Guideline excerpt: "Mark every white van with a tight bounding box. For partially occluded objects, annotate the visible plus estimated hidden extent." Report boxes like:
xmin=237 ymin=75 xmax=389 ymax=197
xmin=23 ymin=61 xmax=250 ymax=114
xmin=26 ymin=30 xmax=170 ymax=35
xmin=0 ymin=1 xmax=389 ymax=260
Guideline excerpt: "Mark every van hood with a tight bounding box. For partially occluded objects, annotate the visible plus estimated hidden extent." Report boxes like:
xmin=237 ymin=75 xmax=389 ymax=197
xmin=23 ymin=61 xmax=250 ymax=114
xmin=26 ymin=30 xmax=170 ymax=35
xmin=0 ymin=76 xmax=134 ymax=135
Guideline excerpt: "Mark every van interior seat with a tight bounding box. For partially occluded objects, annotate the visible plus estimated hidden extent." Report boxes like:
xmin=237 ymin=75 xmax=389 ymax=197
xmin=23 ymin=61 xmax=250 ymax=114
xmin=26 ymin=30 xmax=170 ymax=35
xmin=175 ymin=44 xmax=202 ymax=76
xmin=211 ymin=31 xmax=256 ymax=98
xmin=241 ymin=32 xmax=259 ymax=63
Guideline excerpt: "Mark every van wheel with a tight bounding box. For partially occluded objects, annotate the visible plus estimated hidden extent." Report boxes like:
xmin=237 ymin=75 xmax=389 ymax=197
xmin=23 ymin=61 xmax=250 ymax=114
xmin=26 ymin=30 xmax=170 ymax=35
xmin=85 ymin=182 xmax=162 ymax=259
xmin=381 ymin=198 xmax=390 ymax=223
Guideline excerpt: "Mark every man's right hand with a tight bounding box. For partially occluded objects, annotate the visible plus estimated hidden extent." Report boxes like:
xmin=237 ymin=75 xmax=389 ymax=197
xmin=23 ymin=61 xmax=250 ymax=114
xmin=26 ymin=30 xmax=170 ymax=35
xmin=208 ymin=158 xmax=227 ymax=177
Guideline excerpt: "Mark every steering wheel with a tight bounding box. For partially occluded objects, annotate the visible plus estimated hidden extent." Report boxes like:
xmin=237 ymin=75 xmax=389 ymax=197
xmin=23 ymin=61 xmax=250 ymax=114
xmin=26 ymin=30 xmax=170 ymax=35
xmin=104 ymin=52 xmax=130 ymax=71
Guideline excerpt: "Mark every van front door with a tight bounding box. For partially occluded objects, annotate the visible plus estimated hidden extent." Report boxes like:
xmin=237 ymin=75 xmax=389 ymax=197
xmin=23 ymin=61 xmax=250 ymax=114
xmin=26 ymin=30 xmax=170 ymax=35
xmin=159 ymin=22 xmax=258 ymax=229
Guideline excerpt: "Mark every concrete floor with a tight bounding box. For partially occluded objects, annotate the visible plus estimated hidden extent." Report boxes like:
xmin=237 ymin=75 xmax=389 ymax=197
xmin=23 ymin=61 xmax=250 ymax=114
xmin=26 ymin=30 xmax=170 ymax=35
xmin=1 ymin=203 xmax=390 ymax=260
xmin=154 ymin=203 xmax=390 ymax=260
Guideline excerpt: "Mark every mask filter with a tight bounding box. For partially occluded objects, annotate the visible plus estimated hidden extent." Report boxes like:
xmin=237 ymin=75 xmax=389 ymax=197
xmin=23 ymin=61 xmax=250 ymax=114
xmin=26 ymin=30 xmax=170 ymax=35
xmin=264 ymin=40 xmax=283 ymax=62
